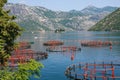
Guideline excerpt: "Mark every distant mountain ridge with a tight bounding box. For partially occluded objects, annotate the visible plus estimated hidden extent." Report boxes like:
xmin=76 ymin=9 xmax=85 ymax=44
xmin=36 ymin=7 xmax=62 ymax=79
xmin=81 ymin=5 xmax=117 ymax=15
xmin=4 ymin=3 xmax=118 ymax=31
xmin=89 ymin=8 xmax=120 ymax=31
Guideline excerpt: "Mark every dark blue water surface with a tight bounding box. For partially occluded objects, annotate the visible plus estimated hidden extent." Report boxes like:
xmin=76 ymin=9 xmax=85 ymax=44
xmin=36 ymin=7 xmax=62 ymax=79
xmin=18 ymin=31 xmax=120 ymax=80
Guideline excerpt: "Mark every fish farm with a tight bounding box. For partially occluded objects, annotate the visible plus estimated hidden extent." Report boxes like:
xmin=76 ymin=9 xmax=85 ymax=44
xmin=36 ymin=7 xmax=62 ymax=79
xmin=65 ymin=62 xmax=120 ymax=80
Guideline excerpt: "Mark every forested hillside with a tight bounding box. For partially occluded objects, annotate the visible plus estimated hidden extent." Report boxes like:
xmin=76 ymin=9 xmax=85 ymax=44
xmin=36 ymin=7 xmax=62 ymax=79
xmin=89 ymin=8 xmax=120 ymax=31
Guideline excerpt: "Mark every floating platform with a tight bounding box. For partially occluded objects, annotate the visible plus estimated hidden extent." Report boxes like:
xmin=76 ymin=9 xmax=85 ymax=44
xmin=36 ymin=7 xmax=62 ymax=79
xmin=43 ymin=40 xmax=64 ymax=46
xmin=18 ymin=41 xmax=31 ymax=49
xmin=81 ymin=40 xmax=112 ymax=47
xmin=65 ymin=62 xmax=120 ymax=80
xmin=6 ymin=49 xmax=48 ymax=67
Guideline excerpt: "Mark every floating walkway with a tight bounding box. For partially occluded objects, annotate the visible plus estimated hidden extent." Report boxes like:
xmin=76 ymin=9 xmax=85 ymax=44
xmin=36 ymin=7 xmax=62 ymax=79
xmin=46 ymin=46 xmax=81 ymax=52
xmin=65 ymin=62 xmax=120 ymax=80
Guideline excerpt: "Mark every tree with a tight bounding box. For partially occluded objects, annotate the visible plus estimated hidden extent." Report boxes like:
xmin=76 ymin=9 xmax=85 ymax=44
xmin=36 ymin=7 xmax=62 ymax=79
xmin=0 ymin=59 xmax=44 ymax=80
xmin=0 ymin=0 xmax=22 ymax=65
xmin=0 ymin=0 xmax=44 ymax=80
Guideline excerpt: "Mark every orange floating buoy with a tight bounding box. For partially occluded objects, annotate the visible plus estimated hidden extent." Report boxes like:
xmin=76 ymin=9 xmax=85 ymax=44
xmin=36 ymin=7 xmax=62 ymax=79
xmin=71 ymin=54 xmax=74 ymax=61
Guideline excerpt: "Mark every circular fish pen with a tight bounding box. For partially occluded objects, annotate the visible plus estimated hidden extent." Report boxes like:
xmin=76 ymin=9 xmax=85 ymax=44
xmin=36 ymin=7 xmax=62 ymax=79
xmin=43 ymin=40 xmax=64 ymax=52
xmin=81 ymin=40 xmax=112 ymax=47
xmin=65 ymin=62 xmax=120 ymax=80
xmin=19 ymin=41 xmax=31 ymax=49
xmin=43 ymin=40 xmax=64 ymax=46
xmin=8 ymin=49 xmax=48 ymax=67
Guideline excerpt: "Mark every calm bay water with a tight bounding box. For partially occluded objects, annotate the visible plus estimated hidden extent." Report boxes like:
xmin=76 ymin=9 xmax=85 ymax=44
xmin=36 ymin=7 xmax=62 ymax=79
xmin=18 ymin=31 xmax=120 ymax=80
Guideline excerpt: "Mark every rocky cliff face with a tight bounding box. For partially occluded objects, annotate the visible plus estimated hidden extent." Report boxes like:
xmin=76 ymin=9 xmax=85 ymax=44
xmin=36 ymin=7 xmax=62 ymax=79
xmin=4 ymin=3 xmax=118 ymax=31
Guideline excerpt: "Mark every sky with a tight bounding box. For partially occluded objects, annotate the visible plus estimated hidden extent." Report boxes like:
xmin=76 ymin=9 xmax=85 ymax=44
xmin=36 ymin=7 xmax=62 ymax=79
xmin=8 ymin=0 xmax=120 ymax=11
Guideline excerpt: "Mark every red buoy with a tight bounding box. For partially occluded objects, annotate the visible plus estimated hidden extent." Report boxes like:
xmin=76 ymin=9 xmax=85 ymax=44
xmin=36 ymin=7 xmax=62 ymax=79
xmin=71 ymin=54 xmax=74 ymax=61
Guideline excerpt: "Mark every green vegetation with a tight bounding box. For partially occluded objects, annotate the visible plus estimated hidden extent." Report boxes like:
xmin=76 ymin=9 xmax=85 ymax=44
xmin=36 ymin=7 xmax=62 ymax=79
xmin=59 ymin=19 xmax=73 ymax=25
xmin=0 ymin=0 xmax=22 ymax=65
xmin=0 ymin=0 xmax=44 ymax=80
xmin=44 ymin=10 xmax=57 ymax=18
xmin=0 ymin=59 xmax=43 ymax=80
xmin=58 ymin=19 xmax=75 ymax=29
xmin=18 ymin=18 xmax=50 ymax=31
xmin=67 ymin=10 xmax=83 ymax=18
xmin=89 ymin=8 xmax=120 ymax=31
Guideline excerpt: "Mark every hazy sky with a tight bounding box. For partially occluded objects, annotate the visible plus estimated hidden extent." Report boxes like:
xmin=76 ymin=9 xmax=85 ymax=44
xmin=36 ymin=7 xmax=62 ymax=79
xmin=8 ymin=0 xmax=120 ymax=11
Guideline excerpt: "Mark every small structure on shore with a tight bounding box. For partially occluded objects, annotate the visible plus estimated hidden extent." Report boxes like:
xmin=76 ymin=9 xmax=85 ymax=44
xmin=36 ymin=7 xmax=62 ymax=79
xmin=65 ymin=62 xmax=120 ymax=80
xmin=55 ymin=28 xmax=65 ymax=33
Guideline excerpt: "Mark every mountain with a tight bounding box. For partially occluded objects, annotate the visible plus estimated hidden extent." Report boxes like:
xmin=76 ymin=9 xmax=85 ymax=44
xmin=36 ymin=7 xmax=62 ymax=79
xmin=81 ymin=5 xmax=117 ymax=15
xmin=88 ymin=8 xmax=120 ymax=31
xmin=4 ymin=3 xmax=118 ymax=31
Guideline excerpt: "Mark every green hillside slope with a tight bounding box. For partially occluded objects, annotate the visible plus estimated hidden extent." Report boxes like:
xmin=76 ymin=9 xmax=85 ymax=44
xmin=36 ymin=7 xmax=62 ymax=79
xmin=89 ymin=8 xmax=120 ymax=31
